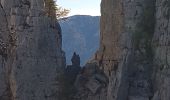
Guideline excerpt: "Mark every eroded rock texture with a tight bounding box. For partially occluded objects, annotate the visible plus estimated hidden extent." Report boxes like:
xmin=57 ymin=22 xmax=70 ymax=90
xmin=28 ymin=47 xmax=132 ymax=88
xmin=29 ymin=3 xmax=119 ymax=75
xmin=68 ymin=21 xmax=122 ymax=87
xmin=152 ymin=0 xmax=170 ymax=100
xmin=0 ymin=0 xmax=65 ymax=100
xmin=75 ymin=0 xmax=170 ymax=100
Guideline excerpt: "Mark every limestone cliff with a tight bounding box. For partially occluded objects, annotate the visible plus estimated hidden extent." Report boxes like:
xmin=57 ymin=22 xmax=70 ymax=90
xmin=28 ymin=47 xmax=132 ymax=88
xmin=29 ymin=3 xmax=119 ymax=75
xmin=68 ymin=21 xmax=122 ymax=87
xmin=1 ymin=0 xmax=170 ymax=100
xmin=0 ymin=0 xmax=65 ymax=100
xmin=75 ymin=0 xmax=170 ymax=100
xmin=152 ymin=0 xmax=170 ymax=100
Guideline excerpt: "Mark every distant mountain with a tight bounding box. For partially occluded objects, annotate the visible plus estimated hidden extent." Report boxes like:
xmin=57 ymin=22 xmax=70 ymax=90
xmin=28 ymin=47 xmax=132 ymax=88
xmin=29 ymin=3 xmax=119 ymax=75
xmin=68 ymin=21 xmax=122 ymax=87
xmin=59 ymin=15 xmax=100 ymax=65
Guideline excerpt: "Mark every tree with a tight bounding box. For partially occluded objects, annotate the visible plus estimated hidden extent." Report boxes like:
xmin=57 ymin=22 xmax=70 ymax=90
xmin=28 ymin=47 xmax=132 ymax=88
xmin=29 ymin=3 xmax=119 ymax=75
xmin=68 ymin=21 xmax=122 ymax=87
xmin=44 ymin=0 xmax=69 ymax=19
xmin=56 ymin=4 xmax=70 ymax=19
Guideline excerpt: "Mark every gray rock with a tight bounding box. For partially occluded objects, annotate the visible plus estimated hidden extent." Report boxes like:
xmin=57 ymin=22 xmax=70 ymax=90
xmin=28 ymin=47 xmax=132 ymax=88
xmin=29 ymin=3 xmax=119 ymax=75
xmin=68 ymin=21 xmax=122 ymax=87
xmin=152 ymin=0 xmax=170 ymax=100
xmin=0 ymin=0 xmax=65 ymax=100
xmin=128 ymin=96 xmax=149 ymax=100
xmin=75 ymin=0 xmax=157 ymax=100
xmin=0 ymin=3 xmax=12 ymax=100
xmin=85 ymin=78 xmax=102 ymax=94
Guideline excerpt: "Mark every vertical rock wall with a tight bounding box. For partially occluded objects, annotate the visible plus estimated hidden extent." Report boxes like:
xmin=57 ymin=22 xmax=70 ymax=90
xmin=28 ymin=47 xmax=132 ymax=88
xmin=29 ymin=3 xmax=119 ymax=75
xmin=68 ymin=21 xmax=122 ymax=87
xmin=0 ymin=2 xmax=12 ymax=99
xmin=0 ymin=0 xmax=66 ymax=100
xmin=96 ymin=0 xmax=155 ymax=100
xmin=86 ymin=0 xmax=170 ymax=100
xmin=152 ymin=0 xmax=170 ymax=100
xmin=75 ymin=0 xmax=156 ymax=100
xmin=97 ymin=0 xmax=129 ymax=100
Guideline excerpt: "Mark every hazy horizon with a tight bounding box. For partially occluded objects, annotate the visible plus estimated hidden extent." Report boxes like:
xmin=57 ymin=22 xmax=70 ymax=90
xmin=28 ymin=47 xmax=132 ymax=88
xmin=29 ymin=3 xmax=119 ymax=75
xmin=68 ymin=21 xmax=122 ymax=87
xmin=56 ymin=0 xmax=101 ymax=16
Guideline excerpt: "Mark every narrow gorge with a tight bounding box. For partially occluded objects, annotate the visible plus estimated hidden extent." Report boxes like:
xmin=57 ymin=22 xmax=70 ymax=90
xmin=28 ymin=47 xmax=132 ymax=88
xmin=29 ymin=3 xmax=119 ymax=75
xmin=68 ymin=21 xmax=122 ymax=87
xmin=0 ymin=0 xmax=170 ymax=100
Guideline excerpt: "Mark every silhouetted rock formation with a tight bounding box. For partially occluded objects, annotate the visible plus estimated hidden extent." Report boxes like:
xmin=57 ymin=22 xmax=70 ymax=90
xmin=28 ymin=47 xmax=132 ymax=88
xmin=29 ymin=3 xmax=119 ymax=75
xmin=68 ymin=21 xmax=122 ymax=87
xmin=66 ymin=52 xmax=81 ymax=84
xmin=63 ymin=52 xmax=81 ymax=100
xmin=71 ymin=52 xmax=81 ymax=66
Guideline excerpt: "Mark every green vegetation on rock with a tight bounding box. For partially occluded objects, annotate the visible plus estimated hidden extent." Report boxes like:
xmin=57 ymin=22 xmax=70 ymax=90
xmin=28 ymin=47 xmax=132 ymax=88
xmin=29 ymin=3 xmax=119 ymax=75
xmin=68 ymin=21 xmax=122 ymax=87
xmin=44 ymin=0 xmax=69 ymax=19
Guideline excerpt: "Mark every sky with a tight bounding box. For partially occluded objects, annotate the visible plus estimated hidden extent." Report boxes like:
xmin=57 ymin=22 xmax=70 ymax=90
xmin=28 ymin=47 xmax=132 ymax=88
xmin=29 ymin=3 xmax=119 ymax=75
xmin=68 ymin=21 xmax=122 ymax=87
xmin=56 ymin=0 xmax=101 ymax=16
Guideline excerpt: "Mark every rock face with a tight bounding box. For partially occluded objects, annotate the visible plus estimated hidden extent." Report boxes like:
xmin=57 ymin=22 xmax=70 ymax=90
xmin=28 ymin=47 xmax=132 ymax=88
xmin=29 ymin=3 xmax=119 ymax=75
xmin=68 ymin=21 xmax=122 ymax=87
xmin=0 ymin=0 xmax=65 ymax=100
xmin=74 ymin=62 xmax=108 ymax=100
xmin=1 ymin=0 xmax=170 ymax=100
xmin=75 ymin=0 xmax=170 ymax=100
xmin=152 ymin=0 xmax=170 ymax=100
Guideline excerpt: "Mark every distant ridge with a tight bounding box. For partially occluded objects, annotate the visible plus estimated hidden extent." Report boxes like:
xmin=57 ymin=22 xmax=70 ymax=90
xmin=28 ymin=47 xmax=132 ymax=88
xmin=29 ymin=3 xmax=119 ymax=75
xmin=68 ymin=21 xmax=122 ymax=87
xmin=59 ymin=15 xmax=100 ymax=65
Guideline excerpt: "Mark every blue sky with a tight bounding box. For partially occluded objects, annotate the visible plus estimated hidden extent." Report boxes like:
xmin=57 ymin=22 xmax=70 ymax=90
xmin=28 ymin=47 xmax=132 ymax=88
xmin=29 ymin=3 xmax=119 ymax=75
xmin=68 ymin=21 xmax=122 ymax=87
xmin=56 ymin=0 xmax=101 ymax=16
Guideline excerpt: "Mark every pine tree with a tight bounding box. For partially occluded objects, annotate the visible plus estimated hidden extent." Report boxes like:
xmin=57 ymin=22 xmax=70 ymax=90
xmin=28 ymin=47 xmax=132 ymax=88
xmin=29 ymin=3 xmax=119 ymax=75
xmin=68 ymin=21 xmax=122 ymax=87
xmin=44 ymin=0 xmax=69 ymax=19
